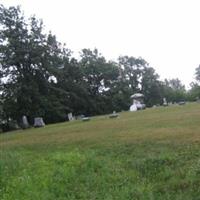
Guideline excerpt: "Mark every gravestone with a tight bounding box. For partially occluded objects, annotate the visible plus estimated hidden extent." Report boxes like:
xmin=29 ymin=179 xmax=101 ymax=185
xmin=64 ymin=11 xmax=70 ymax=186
xmin=178 ymin=101 xmax=186 ymax=105
xmin=82 ymin=117 xmax=90 ymax=122
xmin=34 ymin=117 xmax=45 ymax=128
xmin=68 ymin=113 xmax=74 ymax=121
xmin=109 ymin=111 xmax=119 ymax=118
xmin=130 ymin=104 xmax=137 ymax=111
xmin=22 ymin=115 xmax=29 ymax=129
xmin=163 ymin=98 xmax=168 ymax=106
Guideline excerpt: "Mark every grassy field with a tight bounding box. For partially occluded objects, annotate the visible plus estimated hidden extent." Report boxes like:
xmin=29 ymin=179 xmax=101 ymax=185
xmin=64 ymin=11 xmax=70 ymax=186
xmin=1 ymin=103 xmax=200 ymax=200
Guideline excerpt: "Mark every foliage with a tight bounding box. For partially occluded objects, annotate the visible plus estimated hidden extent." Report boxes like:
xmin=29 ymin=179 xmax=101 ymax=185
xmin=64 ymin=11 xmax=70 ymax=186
xmin=195 ymin=65 xmax=200 ymax=82
xmin=141 ymin=67 xmax=163 ymax=106
xmin=188 ymin=83 xmax=200 ymax=101
xmin=187 ymin=65 xmax=200 ymax=101
xmin=162 ymin=79 xmax=187 ymax=103
xmin=78 ymin=49 xmax=120 ymax=115
xmin=0 ymin=5 xmax=70 ymax=125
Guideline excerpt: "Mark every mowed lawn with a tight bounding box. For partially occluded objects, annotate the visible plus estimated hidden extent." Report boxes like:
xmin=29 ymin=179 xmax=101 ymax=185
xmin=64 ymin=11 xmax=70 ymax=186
xmin=1 ymin=103 xmax=200 ymax=200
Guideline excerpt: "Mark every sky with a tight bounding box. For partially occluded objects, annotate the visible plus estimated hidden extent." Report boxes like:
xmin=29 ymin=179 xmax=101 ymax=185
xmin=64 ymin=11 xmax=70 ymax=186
xmin=2 ymin=0 xmax=200 ymax=88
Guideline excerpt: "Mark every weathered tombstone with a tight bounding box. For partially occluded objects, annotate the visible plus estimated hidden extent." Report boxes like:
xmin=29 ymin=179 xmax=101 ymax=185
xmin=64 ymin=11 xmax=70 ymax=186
xmin=163 ymin=98 xmax=168 ymax=106
xmin=82 ymin=117 xmax=90 ymax=122
xmin=34 ymin=117 xmax=45 ymax=128
xmin=178 ymin=101 xmax=186 ymax=105
xmin=68 ymin=113 xmax=74 ymax=121
xmin=109 ymin=111 xmax=119 ymax=118
xmin=22 ymin=115 xmax=29 ymax=129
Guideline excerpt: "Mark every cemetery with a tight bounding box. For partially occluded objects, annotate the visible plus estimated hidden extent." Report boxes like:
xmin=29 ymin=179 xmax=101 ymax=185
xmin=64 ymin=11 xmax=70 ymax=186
xmin=0 ymin=3 xmax=200 ymax=200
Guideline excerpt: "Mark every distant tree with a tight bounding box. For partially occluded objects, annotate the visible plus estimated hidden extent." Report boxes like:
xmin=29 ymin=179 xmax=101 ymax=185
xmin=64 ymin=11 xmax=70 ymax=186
xmin=195 ymin=65 xmax=200 ymax=82
xmin=187 ymin=66 xmax=200 ymax=101
xmin=162 ymin=78 xmax=186 ymax=103
xmin=164 ymin=78 xmax=185 ymax=91
xmin=188 ymin=83 xmax=200 ymax=101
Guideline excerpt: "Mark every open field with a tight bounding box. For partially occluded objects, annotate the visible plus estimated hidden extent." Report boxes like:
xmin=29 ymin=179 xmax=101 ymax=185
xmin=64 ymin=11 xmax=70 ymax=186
xmin=1 ymin=103 xmax=200 ymax=200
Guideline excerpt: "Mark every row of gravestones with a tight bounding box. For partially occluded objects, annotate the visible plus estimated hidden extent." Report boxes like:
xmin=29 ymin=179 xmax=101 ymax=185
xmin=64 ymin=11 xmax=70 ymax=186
xmin=22 ymin=116 xmax=45 ymax=129
xmin=68 ymin=111 xmax=119 ymax=122
xmin=22 ymin=113 xmax=89 ymax=129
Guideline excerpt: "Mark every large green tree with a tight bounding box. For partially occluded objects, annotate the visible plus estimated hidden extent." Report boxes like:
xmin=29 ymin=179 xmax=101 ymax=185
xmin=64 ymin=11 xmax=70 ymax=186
xmin=118 ymin=56 xmax=163 ymax=107
xmin=79 ymin=49 xmax=119 ymax=115
xmin=162 ymin=78 xmax=186 ymax=103
xmin=0 ymin=5 xmax=70 ymax=124
xmin=141 ymin=67 xmax=163 ymax=106
xmin=118 ymin=56 xmax=147 ymax=92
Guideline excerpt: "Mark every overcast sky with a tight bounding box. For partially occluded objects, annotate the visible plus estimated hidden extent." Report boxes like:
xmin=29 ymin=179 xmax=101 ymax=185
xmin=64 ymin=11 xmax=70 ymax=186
xmin=2 ymin=0 xmax=200 ymax=88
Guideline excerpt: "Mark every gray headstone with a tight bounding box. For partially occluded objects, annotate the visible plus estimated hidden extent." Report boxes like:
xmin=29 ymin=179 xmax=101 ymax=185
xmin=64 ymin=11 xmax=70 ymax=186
xmin=68 ymin=113 xmax=74 ymax=121
xmin=82 ymin=117 xmax=90 ymax=122
xmin=34 ymin=117 xmax=45 ymax=128
xmin=178 ymin=101 xmax=186 ymax=105
xmin=22 ymin=115 xmax=29 ymax=129
xmin=109 ymin=112 xmax=119 ymax=118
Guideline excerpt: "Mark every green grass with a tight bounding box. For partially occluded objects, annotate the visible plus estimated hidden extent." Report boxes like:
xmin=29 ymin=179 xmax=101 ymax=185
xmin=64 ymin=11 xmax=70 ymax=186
xmin=1 ymin=103 xmax=200 ymax=200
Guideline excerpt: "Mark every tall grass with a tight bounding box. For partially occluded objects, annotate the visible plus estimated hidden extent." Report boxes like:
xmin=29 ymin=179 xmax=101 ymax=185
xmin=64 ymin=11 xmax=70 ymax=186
xmin=1 ymin=103 xmax=200 ymax=199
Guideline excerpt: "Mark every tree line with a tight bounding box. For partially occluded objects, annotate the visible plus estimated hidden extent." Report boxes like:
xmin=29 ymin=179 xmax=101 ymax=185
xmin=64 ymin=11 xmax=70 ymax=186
xmin=0 ymin=5 xmax=200 ymax=131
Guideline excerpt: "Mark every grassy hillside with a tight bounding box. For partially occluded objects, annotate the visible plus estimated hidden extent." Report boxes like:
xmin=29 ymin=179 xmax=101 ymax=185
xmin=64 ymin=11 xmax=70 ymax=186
xmin=1 ymin=103 xmax=200 ymax=200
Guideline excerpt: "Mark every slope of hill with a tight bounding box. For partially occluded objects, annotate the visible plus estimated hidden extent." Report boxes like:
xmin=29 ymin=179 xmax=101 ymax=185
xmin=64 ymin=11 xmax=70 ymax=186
xmin=1 ymin=103 xmax=200 ymax=199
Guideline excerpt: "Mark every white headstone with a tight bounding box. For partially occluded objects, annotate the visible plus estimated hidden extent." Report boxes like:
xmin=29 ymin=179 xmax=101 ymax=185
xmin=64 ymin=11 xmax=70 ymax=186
xmin=82 ymin=117 xmax=90 ymax=121
xmin=22 ymin=115 xmax=29 ymax=129
xmin=130 ymin=104 xmax=137 ymax=112
xmin=68 ymin=113 xmax=74 ymax=121
xmin=34 ymin=117 xmax=45 ymax=127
